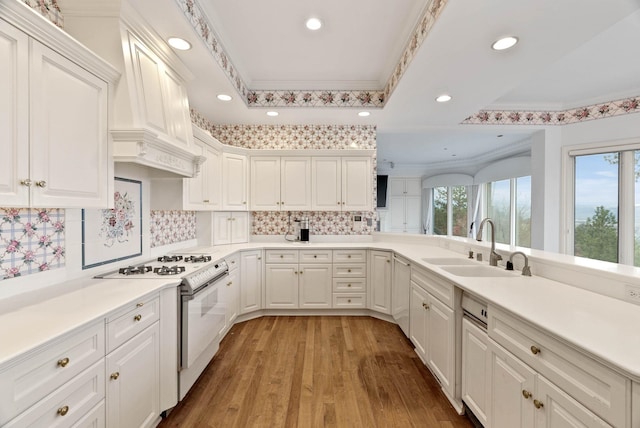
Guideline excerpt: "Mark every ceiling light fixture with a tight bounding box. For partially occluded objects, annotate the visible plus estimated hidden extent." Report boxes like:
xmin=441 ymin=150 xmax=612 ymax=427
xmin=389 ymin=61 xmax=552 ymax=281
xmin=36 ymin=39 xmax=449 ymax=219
xmin=435 ymin=94 xmax=452 ymax=103
xmin=492 ymin=36 xmax=518 ymax=51
xmin=358 ymin=111 xmax=370 ymax=117
xmin=217 ymin=94 xmax=232 ymax=101
xmin=306 ymin=17 xmax=322 ymax=31
xmin=167 ymin=37 xmax=192 ymax=51
xmin=266 ymin=111 xmax=279 ymax=117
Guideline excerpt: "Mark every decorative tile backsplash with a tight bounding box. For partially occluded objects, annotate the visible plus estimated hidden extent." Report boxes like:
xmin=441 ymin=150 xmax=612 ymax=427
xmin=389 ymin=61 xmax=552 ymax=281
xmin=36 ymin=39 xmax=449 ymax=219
xmin=253 ymin=211 xmax=374 ymax=235
xmin=22 ymin=0 xmax=64 ymax=28
xmin=150 ymin=210 xmax=197 ymax=248
xmin=0 ymin=208 xmax=65 ymax=281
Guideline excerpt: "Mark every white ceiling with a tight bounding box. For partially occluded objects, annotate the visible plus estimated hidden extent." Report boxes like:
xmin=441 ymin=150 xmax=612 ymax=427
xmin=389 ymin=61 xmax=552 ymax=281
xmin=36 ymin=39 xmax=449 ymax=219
xmin=130 ymin=0 xmax=640 ymax=173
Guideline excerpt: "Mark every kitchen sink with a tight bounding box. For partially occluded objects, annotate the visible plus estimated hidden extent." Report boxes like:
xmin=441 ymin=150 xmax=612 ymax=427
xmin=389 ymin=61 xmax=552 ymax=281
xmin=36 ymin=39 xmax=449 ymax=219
xmin=440 ymin=265 xmax=516 ymax=278
xmin=421 ymin=257 xmax=478 ymax=266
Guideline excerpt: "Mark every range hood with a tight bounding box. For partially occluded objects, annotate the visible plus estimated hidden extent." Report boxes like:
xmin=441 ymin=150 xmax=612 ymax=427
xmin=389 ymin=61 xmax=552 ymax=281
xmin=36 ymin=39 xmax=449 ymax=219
xmin=59 ymin=0 xmax=203 ymax=177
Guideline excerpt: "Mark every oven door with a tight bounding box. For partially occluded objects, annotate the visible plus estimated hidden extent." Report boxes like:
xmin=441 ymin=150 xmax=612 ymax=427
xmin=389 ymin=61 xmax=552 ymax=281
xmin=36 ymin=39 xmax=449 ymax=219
xmin=181 ymin=274 xmax=227 ymax=369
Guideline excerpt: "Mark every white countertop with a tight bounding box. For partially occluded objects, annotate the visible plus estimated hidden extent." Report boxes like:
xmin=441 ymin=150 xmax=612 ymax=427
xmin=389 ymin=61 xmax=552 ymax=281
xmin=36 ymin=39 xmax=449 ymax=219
xmin=1 ymin=240 xmax=639 ymax=383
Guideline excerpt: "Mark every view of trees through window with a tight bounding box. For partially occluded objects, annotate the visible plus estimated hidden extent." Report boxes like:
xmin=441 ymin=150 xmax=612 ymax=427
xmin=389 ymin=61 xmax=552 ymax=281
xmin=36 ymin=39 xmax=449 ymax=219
xmin=433 ymin=187 xmax=447 ymax=235
xmin=486 ymin=180 xmax=511 ymax=244
xmin=451 ymin=186 xmax=468 ymax=237
xmin=516 ymin=176 xmax=532 ymax=248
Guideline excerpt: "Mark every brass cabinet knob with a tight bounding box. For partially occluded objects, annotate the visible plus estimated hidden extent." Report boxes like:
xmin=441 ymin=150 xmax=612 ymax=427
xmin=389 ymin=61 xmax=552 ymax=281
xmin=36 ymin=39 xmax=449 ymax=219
xmin=57 ymin=405 xmax=69 ymax=416
xmin=57 ymin=357 xmax=70 ymax=368
xmin=258 ymin=257 xmax=262 ymax=260
xmin=299 ymin=270 xmax=303 ymax=274
xmin=522 ymin=390 xmax=532 ymax=399
xmin=294 ymin=271 xmax=298 ymax=275
xmin=347 ymin=269 xmax=351 ymax=272
xmin=133 ymin=314 xmax=142 ymax=322
xmin=533 ymin=399 xmax=544 ymax=409
xmin=242 ymin=201 xmax=247 ymax=204
xmin=20 ymin=179 xmax=32 ymax=187
xmin=422 ymin=302 xmax=429 ymax=310
xmin=110 ymin=372 xmax=120 ymax=380
xmin=203 ymin=199 xmax=210 ymax=203
xmin=530 ymin=345 xmax=541 ymax=355
xmin=136 ymin=302 xmax=144 ymax=307
xmin=387 ymin=259 xmax=390 ymax=263
xmin=227 ymin=281 xmax=232 ymax=286
xmin=313 ymin=255 xmax=317 ymax=258
xmin=347 ymin=283 xmax=352 ymax=287
xmin=35 ymin=180 xmax=47 ymax=188
xmin=348 ymin=255 xmax=352 ymax=258
xmin=280 ymin=255 xmax=284 ymax=258
xmin=281 ymin=201 xmax=284 ymax=205
xmin=276 ymin=202 xmax=280 ymax=205
xmin=348 ymin=299 xmax=352 ymax=303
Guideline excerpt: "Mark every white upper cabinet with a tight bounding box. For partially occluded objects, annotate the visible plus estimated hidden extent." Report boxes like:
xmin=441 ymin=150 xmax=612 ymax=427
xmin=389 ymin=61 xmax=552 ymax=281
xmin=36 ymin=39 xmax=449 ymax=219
xmin=184 ymin=134 xmax=222 ymax=210
xmin=250 ymin=156 xmax=311 ymax=211
xmin=387 ymin=177 xmax=422 ymax=233
xmin=222 ymin=153 xmax=249 ymax=210
xmin=312 ymin=156 xmax=373 ymax=211
xmin=0 ymin=4 xmax=117 ymax=208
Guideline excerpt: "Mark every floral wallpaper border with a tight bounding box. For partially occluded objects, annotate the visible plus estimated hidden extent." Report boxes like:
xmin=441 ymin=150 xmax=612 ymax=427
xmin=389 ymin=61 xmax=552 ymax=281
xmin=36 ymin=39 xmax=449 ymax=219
xmin=150 ymin=210 xmax=197 ymax=248
xmin=173 ymin=0 xmax=447 ymax=109
xmin=462 ymin=95 xmax=640 ymax=126
xmin=0 ymin=208 xmax=65 ymax=281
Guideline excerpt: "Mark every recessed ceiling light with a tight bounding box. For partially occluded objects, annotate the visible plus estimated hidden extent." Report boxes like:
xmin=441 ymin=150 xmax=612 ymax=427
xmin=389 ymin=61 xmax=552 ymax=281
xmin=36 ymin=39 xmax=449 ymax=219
xmin=167 ymin=37 xmax=192 ymax=51
xmin=266 ymin=111 xmax=279 ymax=117
xmin=217 ymin=94 xmax=232 ymax=101
xmin=358 ymin=111 xmax=370 ymax=117
xmin=435 ymin=94 xmax=452 ymax=103
xmin=306 ymin=17 xmax=322 ymax=31
xmin=492 ymin=36 xmax=518 ymax=51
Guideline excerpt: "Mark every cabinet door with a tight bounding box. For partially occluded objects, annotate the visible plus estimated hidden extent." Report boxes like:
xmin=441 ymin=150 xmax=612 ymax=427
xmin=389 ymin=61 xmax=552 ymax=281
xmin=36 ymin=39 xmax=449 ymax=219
xmin=213 ymin=212 xmax=231 ymax=245
xmin=250 ymin=157 xmax=280 ymax=211
xmin=225 ymin=270 xmax=239 ymax=332
xmin=488 ymin=339 xmax=536 ymax=428
xmin=311 ymin=157 xmax=341 ymax=210
xmin=462 ymin=318 xmax=489 ymax=427
xmin=388 ymin=196 xmax=407 ymax=232
xmin=240 ymin=250 xmax=263 ymax=314
xmin=404 ymin=196 xmax=422 ymax=233
xmin=369 ymin=250 xmax=391 ymax=314
xmin=298 ymin=263 xmax=332 ymax=308
xmin=0 ymin=21 xmax=29 ymax=206
xmin=30 ymin=40 xmax=110 ymax=208
xmin=405 ymin=178 xmax=422 ymax=196
xmin=265 ymin=264 xmax=299 ymax=308
xmin=409 ymin=282 xmax=429 ymax=360
xmin=185 ymin=138 xmax=206 ymax=209
xmin=161 ymin=66 xmax=192 ymax=148
xmin=222 ymin=153 xmax=248 ymax=210
xmin=392 ymin=255 xmax=411 ymax=336
xmin=203 ymin=144 xmax=222 ymax=209
xmin=427 ymin=295 xmax=455 ymax=396
xmin=388 ymin=178 xmax=406 ymax=197
xmin=535 ymin=376 xmax=612 ymax=428
xmin=106 ymin=323 xmax=160 ymax=428
xmin=231 ymin=212 xmax=249 ymax=244
xmin=341 ymin=157 xmax=372 ymax=211
xmin=281 ymin=157 xmax=311 ymax=210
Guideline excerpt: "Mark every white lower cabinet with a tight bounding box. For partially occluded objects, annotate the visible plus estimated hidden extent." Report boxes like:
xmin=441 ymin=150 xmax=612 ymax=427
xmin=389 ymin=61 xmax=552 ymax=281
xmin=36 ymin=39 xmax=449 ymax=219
xmin=369 ymin=250 xmax=391 ymax=314
xmin=462 ymin=318 xmax=489 ymax=427
xmin=239 ymin=250 xmax=263 ymax=314
xmin=299 ymin=264 xmax=333 ymax=309
xmin=392 ymin=254 xmax=411 ymax=336
xmin=265 ymin=263 xmax=299 ymax=308
xmin=409 ymin=281 xmax=455 ymax=398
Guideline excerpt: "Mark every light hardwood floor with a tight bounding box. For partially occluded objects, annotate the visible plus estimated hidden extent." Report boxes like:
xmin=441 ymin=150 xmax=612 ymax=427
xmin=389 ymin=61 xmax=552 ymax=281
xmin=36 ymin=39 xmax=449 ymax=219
xmin=159 ymin=316 xmax=473 ymax=428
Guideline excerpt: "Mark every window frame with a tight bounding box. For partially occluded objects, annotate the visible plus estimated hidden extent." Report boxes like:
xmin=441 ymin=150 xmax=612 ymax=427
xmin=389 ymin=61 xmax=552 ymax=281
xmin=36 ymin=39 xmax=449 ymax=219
xmin=482 ymin=176 xmax=531 ymax=247
xmin=562 ymin=138 xmax=640 ymax=265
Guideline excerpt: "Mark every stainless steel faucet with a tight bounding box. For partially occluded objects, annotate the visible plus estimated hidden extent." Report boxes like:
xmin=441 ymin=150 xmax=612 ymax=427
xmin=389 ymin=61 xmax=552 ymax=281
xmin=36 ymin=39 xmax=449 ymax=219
xmin=509 ymin=251 xmax=532 ymax=276
xmin=476 ymin=218 xmax=503 ymax=266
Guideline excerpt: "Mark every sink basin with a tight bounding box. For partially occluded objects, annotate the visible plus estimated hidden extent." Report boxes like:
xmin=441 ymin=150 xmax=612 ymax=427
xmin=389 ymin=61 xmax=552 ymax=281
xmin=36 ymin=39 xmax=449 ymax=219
xmin=440 ymin=265 xmax=516 ymax=278
xmin=422 ymin=257 xmax=477 ymax=266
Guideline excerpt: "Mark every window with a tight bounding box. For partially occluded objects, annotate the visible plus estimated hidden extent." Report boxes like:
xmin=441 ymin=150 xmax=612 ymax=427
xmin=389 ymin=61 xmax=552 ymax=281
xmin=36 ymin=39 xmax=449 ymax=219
xmin=430 ymin=186 xmax=469 ymax=237
xmin=484 ymin=177 xmax=531 ymax=247
xmin=566 ymin=144 xmax=639 ymax=266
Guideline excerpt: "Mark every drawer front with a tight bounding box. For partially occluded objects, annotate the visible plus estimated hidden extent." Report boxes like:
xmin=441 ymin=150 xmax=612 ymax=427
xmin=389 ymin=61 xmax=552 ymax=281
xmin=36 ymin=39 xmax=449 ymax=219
xmin=4 ymin=360 xmax=105 ymax=428
xmin=332 ymin=263 xmax=367 ymax=278
xmin=332 ymin=278 xmax=366 ymax=292
xmin=107 ymin=296 xmax=159 ymax=353
xmin=225 ymin=252 xmax=240 ymax=271
xmin=299 ymin=249 xmax=332 ymax=263
xmin=489 ymin=306 xmax=628 ymax=427
xmin=333 ymin=249 xmax=367 ymax=263
xmin=411 ymin=265 xmax=454 ymax=308
xmin=333 ymin=294 xmax=366 ymax=308
xmin=0 ymin=321 xmax=104 ymax=425
xmin=71 ymin=400 xmax=105 ymax=428
xmin=265 ymin=249 xmax=299 ymax=263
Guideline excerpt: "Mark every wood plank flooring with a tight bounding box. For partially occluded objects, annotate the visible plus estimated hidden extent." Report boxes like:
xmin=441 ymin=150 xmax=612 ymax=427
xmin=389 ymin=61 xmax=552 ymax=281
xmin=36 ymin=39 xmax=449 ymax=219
xmin=159 ymin=316 xmax=473 ymax=428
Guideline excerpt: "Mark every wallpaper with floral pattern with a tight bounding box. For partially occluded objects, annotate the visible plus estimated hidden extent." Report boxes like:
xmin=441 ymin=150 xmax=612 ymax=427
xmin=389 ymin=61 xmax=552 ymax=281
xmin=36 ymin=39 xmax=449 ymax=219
xmin=0 ymin=208 xmax=65 ymax=281
xmin=191 ymin=111 xmax=377 ymax=236
xmin=22 ymin=0 xmax=64 ymax=28
xmin=173 ymin=0 xmax=447 ymax=109
xmin=150 ymin=210 xmax=197 ymax=248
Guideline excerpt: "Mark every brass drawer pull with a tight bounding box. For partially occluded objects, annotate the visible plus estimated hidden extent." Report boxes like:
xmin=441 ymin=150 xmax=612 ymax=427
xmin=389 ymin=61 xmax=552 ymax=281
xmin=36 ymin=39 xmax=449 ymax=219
xmin=347 ymin=269 xmax=352 ymax=273
xmin=522 ymin=389 xmax=532 ymax=399
xmin=57 ymin=357 xmax=70 ymax=368
xmin=347 ymin=299 xmax=352 ymax=303
xmin=347 ymin=283 xmax=352 ymax=287
xmin=110 ymin=372 xmax=120 ymax=380
xmin=533 ymin=399 xmax=544 ymax=409
xmin=57 ymin=405 xmax=69 ymax=416
xmin=136 ymin=302 xmax=144 ymax=307
xmin=530 ymin=345 xmax=541 ymax=355
xmin=134 ymin=314 xmax=142 ymax=322
xmin=227 ymin=281 xmax=232 ymax=286
xmin=422 ymin=302 xmax=429 ymax=310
